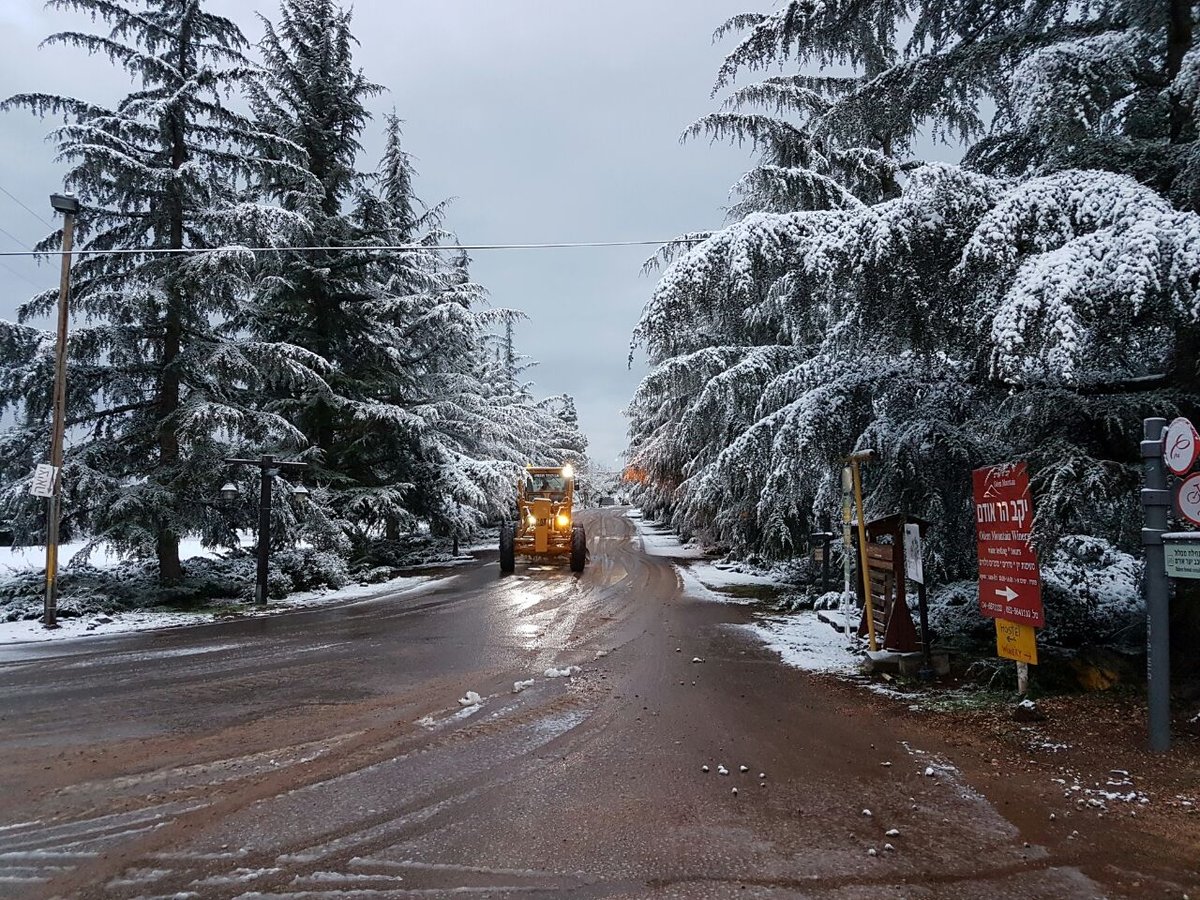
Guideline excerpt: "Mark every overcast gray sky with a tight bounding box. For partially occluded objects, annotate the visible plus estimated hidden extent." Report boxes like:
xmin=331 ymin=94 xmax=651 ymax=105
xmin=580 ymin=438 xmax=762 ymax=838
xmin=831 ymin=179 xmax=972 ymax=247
xmin=0 ymin=0 xmax=760 ymax=470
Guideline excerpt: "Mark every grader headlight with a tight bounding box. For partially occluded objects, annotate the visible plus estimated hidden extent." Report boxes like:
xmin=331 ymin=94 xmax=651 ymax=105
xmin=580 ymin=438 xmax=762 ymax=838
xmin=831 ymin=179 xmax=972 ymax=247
xmin=555 ymin=513 xmax=570 ymax=529
xmin=526 ymin=513 xmax=537 ymax=527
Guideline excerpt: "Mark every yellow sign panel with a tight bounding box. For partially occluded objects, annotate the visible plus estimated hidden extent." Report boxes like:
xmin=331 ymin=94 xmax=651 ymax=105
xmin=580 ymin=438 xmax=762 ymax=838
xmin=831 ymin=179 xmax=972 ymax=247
xmin=995 ymin=618 xmax=1038 ymax=665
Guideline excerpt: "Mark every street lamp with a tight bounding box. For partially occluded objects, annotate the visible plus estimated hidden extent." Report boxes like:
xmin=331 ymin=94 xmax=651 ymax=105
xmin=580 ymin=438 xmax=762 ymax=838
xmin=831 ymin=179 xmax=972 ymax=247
xmin=41 ymin=192 xmax=80 ymax=628
xmin=222 ymin=455 xmax=309 ymax=605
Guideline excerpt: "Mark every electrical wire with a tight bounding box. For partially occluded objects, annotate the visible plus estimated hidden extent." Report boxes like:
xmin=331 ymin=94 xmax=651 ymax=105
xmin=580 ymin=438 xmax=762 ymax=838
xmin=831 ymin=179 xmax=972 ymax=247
xmin=0 ymin=238 xmax=709 ymax=258
xmin=0 ymin=218 xmax=50 ymax=291
xmin=0 ymin=183 xmax=54 ymax=230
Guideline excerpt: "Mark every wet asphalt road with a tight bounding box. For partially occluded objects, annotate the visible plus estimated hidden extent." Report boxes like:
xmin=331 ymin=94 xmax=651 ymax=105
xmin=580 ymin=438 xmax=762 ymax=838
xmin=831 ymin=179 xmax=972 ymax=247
xmin=0 ymin=509 xmax=1189 ymax=898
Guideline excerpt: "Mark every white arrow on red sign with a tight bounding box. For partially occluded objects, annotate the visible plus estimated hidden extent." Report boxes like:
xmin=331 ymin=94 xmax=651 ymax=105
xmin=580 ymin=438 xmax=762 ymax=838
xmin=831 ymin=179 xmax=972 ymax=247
xmin=995 ymin=585 xmax=1019 ymax=603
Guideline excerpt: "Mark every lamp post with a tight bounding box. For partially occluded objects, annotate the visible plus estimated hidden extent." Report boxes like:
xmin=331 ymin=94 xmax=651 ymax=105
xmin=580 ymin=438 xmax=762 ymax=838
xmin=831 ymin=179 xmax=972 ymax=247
xmin=41 ymin=193 xmax=80 ymax=629
xmin=222 ymin=455 xmax=309 ymax=605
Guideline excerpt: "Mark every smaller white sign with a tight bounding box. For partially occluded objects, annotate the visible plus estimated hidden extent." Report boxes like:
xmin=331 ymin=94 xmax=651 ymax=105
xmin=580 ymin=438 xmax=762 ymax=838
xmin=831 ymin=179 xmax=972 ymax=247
xmin=30 ymin=463 xmax=59 ymax=498
xmin=1179 ymin=472 xmax=1200 ymax=527
xmin=1164 ymin=417 xmax=1199 ymax=477
xmin=1165 ymin=537 xmax=1200 ymax=580
xmin=903 ymin=523 xmax=924 ymax=584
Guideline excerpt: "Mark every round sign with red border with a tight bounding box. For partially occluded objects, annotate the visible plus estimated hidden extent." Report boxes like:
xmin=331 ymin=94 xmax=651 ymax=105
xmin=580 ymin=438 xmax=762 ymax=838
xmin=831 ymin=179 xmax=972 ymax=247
xmin=1179 ymin=472 xmax=1200 ymax=527
xmin=1164 ymin=417 xmax=1200 ymax=477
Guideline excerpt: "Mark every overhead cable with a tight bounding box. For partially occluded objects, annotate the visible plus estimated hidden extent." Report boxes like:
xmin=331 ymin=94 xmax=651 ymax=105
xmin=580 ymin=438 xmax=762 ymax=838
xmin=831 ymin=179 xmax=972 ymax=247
xmin=0 ymin=183 xmax=54 ymax=229
xmin=0 ymin=237 xmax=710 ymax=259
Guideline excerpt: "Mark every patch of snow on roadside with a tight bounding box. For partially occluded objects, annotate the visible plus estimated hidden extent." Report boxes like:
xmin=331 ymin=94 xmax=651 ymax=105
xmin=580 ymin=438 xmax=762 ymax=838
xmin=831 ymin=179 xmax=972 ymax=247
xmin=1058 ymin=769 xmax=1151 ymax=809
xmin=629 ymin=514 xmax=705 ymax=559
xmin=544 ymin=666 xmax=580 ymax=678
xmin=0 ymin=574 xmax=443 ymax=646
xmin=732 ymin=611 xmax=861 ymax=674
xmin=698 ymin=561 xmax=781 ymax=588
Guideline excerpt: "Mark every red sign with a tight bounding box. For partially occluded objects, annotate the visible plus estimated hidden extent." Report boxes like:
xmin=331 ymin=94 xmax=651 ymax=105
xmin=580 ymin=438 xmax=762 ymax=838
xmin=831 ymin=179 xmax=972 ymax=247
xmin=973 ymin=462 xmax=1044 ymax=627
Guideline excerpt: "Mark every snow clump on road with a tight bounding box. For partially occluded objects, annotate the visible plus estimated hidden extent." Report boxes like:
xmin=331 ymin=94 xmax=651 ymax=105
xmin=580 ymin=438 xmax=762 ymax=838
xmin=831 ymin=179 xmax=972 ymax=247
xmin=544 ymin=665 xmax=581 ymax=678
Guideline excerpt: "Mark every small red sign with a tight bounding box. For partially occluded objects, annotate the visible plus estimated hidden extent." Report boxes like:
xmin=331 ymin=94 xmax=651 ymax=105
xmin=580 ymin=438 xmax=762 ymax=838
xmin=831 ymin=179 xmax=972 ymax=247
xmin=973 ymin=462 xmax=1044 ymax=627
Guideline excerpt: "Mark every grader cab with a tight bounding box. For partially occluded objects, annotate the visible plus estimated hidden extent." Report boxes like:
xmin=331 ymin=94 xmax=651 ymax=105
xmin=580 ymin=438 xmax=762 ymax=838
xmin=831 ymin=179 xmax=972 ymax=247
xmin=500 ymin=464 xmax=587 ymax=573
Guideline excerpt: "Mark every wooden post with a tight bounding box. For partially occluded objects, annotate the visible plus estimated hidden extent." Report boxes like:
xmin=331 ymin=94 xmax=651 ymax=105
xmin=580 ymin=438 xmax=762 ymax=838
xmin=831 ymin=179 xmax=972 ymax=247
xmin=43 ymin=198 xmax=78 ymax=628
xmin=852 ymin=459 xmax=876 ymax=651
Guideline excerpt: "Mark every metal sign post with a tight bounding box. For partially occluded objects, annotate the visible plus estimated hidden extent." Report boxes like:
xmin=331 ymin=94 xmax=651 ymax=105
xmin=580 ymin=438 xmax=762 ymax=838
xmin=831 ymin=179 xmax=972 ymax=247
xmin=224 ymin=455 xmax=309 ymax=605
xmin=841 ymin=467 xmax=854 ymax=645
xmin=1141 ymin=417 xmax=1174 ymax=752
xmin=904 ymin=523 xmax=934 ymax=680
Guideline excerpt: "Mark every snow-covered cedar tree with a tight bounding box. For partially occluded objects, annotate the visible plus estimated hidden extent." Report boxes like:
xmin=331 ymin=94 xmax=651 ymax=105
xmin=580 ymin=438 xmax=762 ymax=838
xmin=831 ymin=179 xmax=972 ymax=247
xmin=687 ymin=0 xmax=986 ymax=219
xmin=911 ymin=0 xmax=1200 ymax=217
xmin=626 ymin=3 xmax=1200 ymax=583
xmin=0 ymin=0 xmax=327 ymax=581
xmin=629 ymin=163 xmax=1200 ymax=579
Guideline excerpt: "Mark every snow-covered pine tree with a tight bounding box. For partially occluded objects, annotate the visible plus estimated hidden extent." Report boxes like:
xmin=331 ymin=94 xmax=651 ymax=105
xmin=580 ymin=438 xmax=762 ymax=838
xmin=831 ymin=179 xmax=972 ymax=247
xmin=912 ymin=0 xmax=1200 ymax=399
xmin=246 ymin=0 xmax=389 ymax=524
xmin=0 ymin=0 xmax=325 ymax=581
xmin=627 ymin=4 xmax=1200 ymax=580
xmin=900 ymin=0 xmax=1200 ymax=215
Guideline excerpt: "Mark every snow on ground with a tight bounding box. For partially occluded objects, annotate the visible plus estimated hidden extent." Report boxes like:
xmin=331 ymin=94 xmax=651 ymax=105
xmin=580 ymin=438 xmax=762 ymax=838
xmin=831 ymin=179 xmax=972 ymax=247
xmin=627 ymin=509 xmax=706 ymax=559
xmin=670 ymin=550 xmax=862 ymax=673
xmin=676 ymin=560 xmax=779 ymax=605
xmin=0 ymin=573 xmax=443 ymax=646
xmin=733 ymin=611 xmax=863 ymax=675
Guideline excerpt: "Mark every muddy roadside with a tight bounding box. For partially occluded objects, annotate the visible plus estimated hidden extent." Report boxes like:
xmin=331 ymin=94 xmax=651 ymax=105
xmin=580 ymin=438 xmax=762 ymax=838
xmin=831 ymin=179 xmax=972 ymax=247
xmin=687 ymin=569 xmax=1200 ymax=893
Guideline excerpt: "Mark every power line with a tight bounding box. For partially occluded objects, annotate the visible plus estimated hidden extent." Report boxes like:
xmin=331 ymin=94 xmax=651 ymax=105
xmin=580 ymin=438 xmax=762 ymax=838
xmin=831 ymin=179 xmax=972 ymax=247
xmin=0 ymin=213 xmax=54 ymax=291
xmin=0 ymin=238 xmax=709 ymax=259
xmin=0 ymin=183 xmax=54 ymax=230
xmin=0 ymin=223 xmax=33 ymax=250
xmin=0 ymin=259 xmax=45 ymax=292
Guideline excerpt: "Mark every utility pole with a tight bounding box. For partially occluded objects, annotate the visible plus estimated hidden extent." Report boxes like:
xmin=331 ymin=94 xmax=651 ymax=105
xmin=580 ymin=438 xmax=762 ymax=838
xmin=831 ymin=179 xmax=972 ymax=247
xmin=42 ymin=193 xmax=80 ymax=629
xmin=223 ymin=455 xmax=308 ymax=605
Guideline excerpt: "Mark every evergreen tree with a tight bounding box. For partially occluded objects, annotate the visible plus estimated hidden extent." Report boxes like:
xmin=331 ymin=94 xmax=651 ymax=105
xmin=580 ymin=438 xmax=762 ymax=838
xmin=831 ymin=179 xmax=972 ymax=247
xmin=627 ymin=3 xmax=1200 ymax=580
xmin=0 ymin=0 xmax=323 ymax=580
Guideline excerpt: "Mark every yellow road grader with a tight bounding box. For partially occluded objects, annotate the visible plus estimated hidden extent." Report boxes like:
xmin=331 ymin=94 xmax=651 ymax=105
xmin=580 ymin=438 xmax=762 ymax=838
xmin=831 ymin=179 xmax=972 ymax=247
xmin=500 ymin=464 xmax=587 ymax=573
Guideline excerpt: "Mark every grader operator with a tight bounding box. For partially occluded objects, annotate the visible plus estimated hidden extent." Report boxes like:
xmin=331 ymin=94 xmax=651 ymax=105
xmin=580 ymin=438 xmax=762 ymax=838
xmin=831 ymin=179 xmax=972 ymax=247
xmin=500 ymin=464 xmax=586 ymax=573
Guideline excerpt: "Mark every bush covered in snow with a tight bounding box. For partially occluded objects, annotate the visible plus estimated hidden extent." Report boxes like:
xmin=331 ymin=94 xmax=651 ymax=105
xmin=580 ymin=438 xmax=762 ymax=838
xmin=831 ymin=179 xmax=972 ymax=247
xmin=0 ymin=555 xmax=254 ymax=622
xmin=272 ymin=548 xmax=351 ymax=596
xmin=928 ymin=536 xmax=1144 ymax=652
xmin=349 ymin=534 xmax=465 ymax=572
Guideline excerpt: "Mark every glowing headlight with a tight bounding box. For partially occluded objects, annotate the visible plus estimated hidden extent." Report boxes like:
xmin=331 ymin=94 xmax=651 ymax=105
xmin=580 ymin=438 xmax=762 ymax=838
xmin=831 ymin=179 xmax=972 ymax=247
xmin=526 ymin=513 xmax=537 ymax=527
xmin=555 ymin=513 xmax=570 ymax=528
xmin=562 ymin=463 xmax=574 ymax=479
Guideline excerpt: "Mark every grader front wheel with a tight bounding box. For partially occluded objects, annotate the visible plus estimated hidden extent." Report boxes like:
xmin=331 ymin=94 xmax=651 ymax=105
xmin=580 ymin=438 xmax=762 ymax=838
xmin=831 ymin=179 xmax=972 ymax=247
xmin=570 ymin=525 xmax=587 ymax=573
xmin=500 ymin=525 xmax=515 ymax=574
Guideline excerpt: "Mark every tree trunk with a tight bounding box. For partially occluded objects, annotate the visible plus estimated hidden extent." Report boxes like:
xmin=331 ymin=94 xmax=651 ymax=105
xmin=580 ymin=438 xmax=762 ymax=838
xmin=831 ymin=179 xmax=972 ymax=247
xmin=1167 ymin=0 xmax=1193 ymax=145
xmin=155 ymin=13 xmax=192 ymax=584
